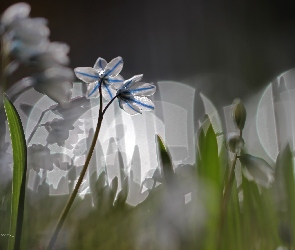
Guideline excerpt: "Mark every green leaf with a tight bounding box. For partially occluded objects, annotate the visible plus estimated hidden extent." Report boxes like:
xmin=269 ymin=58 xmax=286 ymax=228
xmin=198 ymin=124 xmax=221 ymax=188
xmin=275 ymin=145 xmax=295 ymax=246
xmin=156 ymin=135 xmax=174 ymax=185
xmin=3 ymin=94 xmax=27 ymax=250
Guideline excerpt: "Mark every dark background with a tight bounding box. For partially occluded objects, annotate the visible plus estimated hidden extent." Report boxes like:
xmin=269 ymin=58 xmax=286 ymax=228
xmin=2 ymin=0 xmax=295 ymax=103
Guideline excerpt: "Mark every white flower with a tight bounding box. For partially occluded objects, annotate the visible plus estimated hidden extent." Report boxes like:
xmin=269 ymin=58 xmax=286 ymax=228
xmin=116 ymin=74 xmax=156 ymax=115
xmin=74 ymin=57 xmax=124 ymax=100
xmin=27 ymin=41 xmax=70 ymax=68
xmin=34 ymin=67 xmax=74 ymax=106
xmin=239 ymin=154 xmax=274 ymax=188
xmin=1 ymin=3 xmax=70 ymax=69
xmin=9 ymin=17 xmax=49 ymax=45
xmin=227 ymin=132 xmax=244 ymax=153
xmin=1 ymin=2 xmax=31 ymax=28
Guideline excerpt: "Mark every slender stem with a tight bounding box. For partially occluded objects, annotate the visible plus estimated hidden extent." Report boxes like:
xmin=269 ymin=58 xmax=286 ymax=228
xmin=102 ymin=94 xmax=118 ymax=116
xmin=46 ymin=85 xmax=117 ymax=250
xmin=27 ymin=107 xmax=54 ymax=144
xmin=217 ymin=152 xmax=238 ymax=248
xmin=1 ymin=35 xmax=9 ymax=92
xmin=217 ymin=130 xmax=242 ymax=248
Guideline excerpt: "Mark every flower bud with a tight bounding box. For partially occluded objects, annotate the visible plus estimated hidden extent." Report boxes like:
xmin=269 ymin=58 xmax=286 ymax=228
xmin=227 ymin=133 xmax=244 ymax=153
xmin=232 ymin=99 xmax=247 ymax=131
xmin=239 ymin=153 xmax=274 ymax=188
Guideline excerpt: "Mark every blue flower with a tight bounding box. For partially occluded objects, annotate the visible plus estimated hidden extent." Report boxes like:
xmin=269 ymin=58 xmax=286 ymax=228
xmin=74 ymin=57 xmax=124 ymax=100
xmin=117 ymin=74 xmax=156 ymax=115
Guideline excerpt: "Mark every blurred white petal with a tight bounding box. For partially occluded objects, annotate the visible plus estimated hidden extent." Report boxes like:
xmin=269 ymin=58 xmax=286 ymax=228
xmin=240 ymin=154 xmax=274 ymax=188
xmin=12 ymin=17 xmax=49 ymax=44
xmin=1 ymin=2 xmax=31 ymax=27
xmin=35 ymin=42 xmax=70 ymax=67
xmin=34 ymin=67 xmax=74 ymax=106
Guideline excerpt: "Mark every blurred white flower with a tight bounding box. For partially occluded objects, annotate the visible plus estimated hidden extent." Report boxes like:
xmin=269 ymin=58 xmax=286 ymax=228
xmin=34 ymin=42 xmax=70 ymax=67
xmin=1 ymin=3 xmax=70 ymax=69
xmin=27 ymin=144 xmax=54 ymax=172
xmin=74 ymin=57 xmax=124 ymax=100
xmin=33 ymin=67 xmax=74 ymax=106
xmin=116 ymin=74 xmax=156 ymax=115
xmin=239 ymin=153 xmax=274 ymax=188
xmin=227 ymin=132 xmax=244 ymax=153
xmin=1 ymin=2 xmax=31 ymax=28
xmin=9 ymin=17 xmax=49 ymax=44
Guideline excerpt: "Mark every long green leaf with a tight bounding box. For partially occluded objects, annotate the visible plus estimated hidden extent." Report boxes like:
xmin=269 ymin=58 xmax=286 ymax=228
xmin=3 ymin=94 xmax=27 ymax=250
xmin=198 ymin=124 xmax=221 ymax=188
xmin=156 ymin=135 xmax=174 ymax=185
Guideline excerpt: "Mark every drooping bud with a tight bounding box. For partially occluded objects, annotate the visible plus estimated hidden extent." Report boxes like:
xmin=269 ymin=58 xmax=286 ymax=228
xmin=239 ymin=153 xmax=274 ymax=188
xmin=232 ymin=98 xmax=247 ymax=131
xmin=227 ymin=132 xmax=244 ymax=153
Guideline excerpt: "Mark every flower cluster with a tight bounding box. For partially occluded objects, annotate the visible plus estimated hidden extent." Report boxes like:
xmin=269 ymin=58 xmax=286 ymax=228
xmin=1 ymin=2 xmax=73 ymax=105
xmin=74 ymin=57 xmax=156 ymax=115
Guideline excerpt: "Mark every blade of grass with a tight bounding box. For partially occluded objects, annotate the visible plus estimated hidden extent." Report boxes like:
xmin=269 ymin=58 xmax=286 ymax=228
xmin=3 ymin=94 xmax=27 ymax=250
xmin=198 ymin=124 xmax=221 ymax=189
xmin=156 ymin=135 xmax=174 ymax=185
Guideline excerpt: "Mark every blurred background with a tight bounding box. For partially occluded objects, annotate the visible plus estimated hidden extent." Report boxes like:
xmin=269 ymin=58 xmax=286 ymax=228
xmin=2 ymin=0 xmax=295 ymax=100
xmin=2 ymin=0 xmax=295 ymax=189
xmin=1 ymin=1 xmax=295 ymax=248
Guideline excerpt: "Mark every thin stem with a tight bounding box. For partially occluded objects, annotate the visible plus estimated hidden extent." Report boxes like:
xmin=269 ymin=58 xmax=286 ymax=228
xmin=46 ymin=85 xmax=117 ymax=250
xmin=217 ymin=129 xmax=243 ymax=248
xmin=102 ymin=94 xmax=118 ymax=116
xmin=1 ymin=35 xmax=9 ymax=92
xmin=217 ymin=152 xmax=238 ymax=248
xmin=27 ymin=107 xmax=53 ymax=144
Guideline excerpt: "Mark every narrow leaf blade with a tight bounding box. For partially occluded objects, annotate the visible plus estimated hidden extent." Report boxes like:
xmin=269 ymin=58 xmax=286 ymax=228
xmin=4 ymin=94 xmax=27 ymax=250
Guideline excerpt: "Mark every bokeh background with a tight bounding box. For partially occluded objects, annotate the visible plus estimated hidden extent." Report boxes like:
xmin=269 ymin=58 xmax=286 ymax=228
xmin=2 ymin=0 xmax=295 ymax=102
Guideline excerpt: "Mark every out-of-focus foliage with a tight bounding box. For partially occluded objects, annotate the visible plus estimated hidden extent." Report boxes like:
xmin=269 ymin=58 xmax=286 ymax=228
xmin=0 ymin=114 xmax=292 ymax=249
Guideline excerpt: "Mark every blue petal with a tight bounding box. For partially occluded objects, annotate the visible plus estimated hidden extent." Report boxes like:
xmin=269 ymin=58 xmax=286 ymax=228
xmin=86 ymin=82 xmax=100 ymax=98
xmin=129 ymin=83 xmax=156 ymax=96
xmin=128 ymin=96 xmax=155 ymax=111
xmin=101 ymin=83 xmax=117 ymax=101
xmin=93 ymin=57 xmax=107 ymax=71
xmin=105 ymin=75 xmax=124 ymax=89
xmin=104 ymin=57 xmax=123 ymax=77
xmin=123 ymin=74 xmax=143 ymax=89
xmin=74 ymin=67 xmax=99 ymax=83
xmin=118 ymin=98 xmax=141 ymax=115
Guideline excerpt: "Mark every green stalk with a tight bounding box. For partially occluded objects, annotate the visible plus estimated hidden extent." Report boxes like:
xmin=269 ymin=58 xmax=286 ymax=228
xmin=217 ymin=130 xmax=242 ymax=248
xmin=1 ymin=36 xmax=9 ymax=92
xmin=46 ymin=85 xmax=118 ymax=250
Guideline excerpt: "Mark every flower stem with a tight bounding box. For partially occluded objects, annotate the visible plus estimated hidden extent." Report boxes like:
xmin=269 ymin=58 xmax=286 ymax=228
xmin=46 ymin=87 xmax=117 ymax=250
xmin=27 ymin=107 xmax=54 ymax=144
xmin=1 ymin=36 xmax=9 ymax=93
xmin=217 ymin=130 xmax=242 ymax=248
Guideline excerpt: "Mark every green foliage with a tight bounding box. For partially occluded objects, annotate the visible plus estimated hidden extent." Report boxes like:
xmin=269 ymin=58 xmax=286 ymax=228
xmin=156 ymin=135 xmax=174 ymax=185
xmin=3 ymin=95 xmax=27 ymax=250
xmin=197 ymin=123 xmax=221 ymax=189
xmin=2 ymin=99 xmax=295 ymax=250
